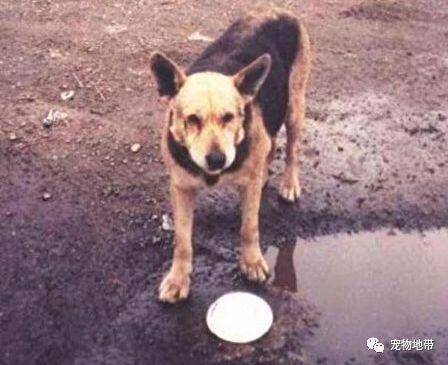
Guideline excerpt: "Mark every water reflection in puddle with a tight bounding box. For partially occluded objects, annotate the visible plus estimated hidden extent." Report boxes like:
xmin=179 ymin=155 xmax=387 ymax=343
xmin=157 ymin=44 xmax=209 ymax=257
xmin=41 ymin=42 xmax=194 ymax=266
xmin=265 ymin=229 xmax=448 ymax=364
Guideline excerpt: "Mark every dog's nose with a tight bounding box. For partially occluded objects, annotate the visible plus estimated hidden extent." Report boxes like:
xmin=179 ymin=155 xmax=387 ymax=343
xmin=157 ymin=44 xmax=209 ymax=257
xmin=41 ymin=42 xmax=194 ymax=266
xmin=205 ymin=151 xmax=226 ymax=170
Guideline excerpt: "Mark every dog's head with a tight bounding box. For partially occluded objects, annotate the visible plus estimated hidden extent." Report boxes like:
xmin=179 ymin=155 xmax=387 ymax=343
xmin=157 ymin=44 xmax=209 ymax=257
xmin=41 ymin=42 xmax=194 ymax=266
xmin=150 ymin=52 xmax=271 ymax=175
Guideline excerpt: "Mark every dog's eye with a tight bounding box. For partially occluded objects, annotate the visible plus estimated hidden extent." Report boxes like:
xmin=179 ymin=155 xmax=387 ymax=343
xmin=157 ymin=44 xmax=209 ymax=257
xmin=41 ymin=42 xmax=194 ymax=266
xmin=222 ymin=112 xmax=234 ymax=123
xmin=186 ymin=114 xmax=201 ymax=124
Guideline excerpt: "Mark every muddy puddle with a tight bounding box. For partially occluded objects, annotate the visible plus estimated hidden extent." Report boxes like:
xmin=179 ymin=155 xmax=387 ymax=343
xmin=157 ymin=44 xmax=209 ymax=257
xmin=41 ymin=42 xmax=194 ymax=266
xmin=265 ymin=229 xmax=448 ymax=364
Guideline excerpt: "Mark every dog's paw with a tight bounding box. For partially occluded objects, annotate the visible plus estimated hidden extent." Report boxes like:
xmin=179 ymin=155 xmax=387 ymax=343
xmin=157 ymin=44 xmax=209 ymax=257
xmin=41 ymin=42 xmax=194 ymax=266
xmin=278 ymin=175 xmax=301 ymax=202
xmin=240 ymin=254 xmax=269 ymax=283
xmin=158 ymin=271 xmax=190 ymax=303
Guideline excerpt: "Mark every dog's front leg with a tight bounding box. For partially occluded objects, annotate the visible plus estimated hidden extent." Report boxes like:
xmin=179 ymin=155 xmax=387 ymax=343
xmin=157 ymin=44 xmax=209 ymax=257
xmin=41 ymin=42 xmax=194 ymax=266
xmin=239 ymin=177 xmax=269 ymax=282
xmin=159 ymin=181 xmax=196 ymax=303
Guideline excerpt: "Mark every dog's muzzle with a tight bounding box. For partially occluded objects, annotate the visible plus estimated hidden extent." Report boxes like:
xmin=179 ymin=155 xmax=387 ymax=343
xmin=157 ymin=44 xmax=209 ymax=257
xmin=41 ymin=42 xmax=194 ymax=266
xmin=205 ymin=151 xmax=226 ymax=171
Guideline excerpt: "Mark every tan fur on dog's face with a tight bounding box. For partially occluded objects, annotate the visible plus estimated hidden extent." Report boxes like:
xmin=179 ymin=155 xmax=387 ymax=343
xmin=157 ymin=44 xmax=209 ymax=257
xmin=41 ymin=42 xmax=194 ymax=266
xmin=150 ymin=51 xmax=271 ymax=175
xmin=169 ymin=72 xmax=245 ymax=174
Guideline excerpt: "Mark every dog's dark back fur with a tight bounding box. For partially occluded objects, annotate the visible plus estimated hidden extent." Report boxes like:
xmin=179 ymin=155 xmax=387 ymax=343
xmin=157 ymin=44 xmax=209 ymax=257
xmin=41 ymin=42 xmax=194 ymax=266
xmin=188 ymin=14 xmax=301 ymax=136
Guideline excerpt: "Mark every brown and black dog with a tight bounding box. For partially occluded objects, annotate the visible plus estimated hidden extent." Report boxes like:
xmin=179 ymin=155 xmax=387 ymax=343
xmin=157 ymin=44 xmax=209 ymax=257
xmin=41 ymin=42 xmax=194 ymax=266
xmin=150 ymin=9 xmax=311 ymax=303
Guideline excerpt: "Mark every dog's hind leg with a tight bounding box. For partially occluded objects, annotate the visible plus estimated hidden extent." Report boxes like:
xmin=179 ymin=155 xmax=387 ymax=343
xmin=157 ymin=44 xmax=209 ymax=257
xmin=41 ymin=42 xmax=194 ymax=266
xmin=278 ymin=22 xmax=311 ymax=202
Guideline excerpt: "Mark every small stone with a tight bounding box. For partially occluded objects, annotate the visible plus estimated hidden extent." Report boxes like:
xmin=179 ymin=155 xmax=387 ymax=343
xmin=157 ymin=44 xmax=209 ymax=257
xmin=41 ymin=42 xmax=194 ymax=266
xmin=187 ymin=31 xmax=214 ymax=43
xmin=105 ymin=24 xmax=128 ymax=34
xmin=43 ymin=109 xmax=68 ymax=128
xmin=8 ymin=133 xmax=17 ymax=141
xmin=60 ymin=90 xmax=75 ymax=101
xmin=49 ymin=49 xmax=63 ymax=59
xmin=43 ymin=118 xmax=53 ymax=128
xmin=161 ymin=214 xmax=173 ymax=231
xmin=130 ymin=143 xmax=141 ymax=153
xmin=19 ymin=93 xmax=35 ymax=102
xmin=42 ymin=192 xmax=52 ymax=201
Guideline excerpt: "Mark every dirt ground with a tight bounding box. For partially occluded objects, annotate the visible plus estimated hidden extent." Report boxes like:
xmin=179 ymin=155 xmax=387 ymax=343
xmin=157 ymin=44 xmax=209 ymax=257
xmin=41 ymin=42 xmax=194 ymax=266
xmin=1 ymin=0 xmax=448 ymax=364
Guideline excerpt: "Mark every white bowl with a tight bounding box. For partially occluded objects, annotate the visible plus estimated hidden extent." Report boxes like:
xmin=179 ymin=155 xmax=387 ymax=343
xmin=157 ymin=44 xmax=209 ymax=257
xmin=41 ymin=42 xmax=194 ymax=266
xmin=206 ymin=291 xmax=274 ymax=343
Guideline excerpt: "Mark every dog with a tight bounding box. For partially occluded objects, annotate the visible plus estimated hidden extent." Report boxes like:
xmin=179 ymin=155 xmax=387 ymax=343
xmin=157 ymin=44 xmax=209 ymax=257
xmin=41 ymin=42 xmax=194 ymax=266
xmin=149 ymin=9 xmax=311 ymax=303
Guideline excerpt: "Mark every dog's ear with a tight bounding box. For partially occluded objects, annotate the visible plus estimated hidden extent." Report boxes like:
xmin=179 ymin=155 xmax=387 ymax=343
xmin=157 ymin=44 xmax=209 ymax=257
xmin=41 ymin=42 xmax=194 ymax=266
xmin=150 ymin=52 xmax=186 ymax=98
xmin=233 ymin=54 xmax=271 ymax=100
